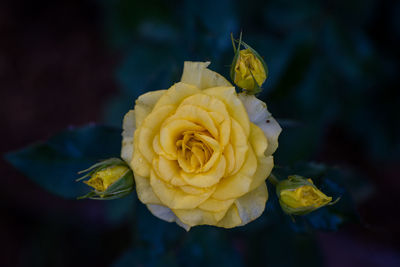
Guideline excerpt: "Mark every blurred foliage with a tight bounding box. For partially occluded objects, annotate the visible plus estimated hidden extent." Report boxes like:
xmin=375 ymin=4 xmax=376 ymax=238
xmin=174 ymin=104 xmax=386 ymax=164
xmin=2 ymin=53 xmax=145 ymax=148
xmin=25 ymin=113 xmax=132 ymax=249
xmin=5 ymin=0 xmax=400 ymax=266
xmin=5 ymin=125 xmax=121 ymax=199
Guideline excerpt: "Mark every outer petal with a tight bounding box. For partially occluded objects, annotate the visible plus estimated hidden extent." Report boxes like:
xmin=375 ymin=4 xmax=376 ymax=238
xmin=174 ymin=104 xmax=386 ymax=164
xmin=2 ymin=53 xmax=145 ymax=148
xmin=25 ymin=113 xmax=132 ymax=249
xmin=131 ymin=128 xmax=151 ymax=177
xmin=235 ymin=183 xmax=269 ymax=226
xmin=249 ymin=155 xmax=274 ymax=191
xmin=147 ymin=204 xmax=190 ymax=231
xmin=249 ymin=123 xmax=268 ymax=158
xmin=238 ymin=93 xmax=281 ymax=156
xmin=198 ymin=197 xmax=235 ymax=212
xmin=121 ymin=110 xmax=136 ymax=163
xmin=135 ymin=174 xmax=161 ymax=205
xmin=180 ymin=61 xmax=231 ymax=89
xmin=216 ymin=205 xmax=242 ymax=228
xmin=135 ymin=90 xmax=166 ymax=128
xmin=138 ymin=105 xmax=175 ymax=163
xmin=173 ymin=207 xmax=228 ymax=227
xmin=150 ymin=170 xmax=215 ymax=209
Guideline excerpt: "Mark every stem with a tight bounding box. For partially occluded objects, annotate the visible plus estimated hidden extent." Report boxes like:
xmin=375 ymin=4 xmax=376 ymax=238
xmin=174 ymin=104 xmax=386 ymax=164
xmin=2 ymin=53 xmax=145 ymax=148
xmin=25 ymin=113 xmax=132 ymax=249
xmin=268 ymin=173 xmax=280 ymax=186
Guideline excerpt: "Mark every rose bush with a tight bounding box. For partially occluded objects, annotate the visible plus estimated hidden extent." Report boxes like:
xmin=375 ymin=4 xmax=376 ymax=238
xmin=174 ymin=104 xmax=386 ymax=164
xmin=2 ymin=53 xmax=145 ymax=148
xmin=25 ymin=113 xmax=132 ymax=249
xmin=121 ymin=62 xmax=281 ymax=230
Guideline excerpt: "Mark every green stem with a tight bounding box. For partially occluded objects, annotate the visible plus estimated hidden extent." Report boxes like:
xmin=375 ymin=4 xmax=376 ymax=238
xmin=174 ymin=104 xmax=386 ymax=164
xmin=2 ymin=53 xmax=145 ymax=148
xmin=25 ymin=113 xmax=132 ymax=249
xmin=268 ymin=173 xmax=280 ymax=186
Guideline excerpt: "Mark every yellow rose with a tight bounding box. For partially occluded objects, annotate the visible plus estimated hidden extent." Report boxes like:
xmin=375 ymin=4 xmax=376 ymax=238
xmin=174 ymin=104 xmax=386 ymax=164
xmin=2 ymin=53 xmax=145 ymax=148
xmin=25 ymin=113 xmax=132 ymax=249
xmin=234 ymin=49 xmax=267 ymax=91
xmin=276 ymin=175 xmax=334 ymax=215
xmin=121 ymin=62 xmax=281 ymax=230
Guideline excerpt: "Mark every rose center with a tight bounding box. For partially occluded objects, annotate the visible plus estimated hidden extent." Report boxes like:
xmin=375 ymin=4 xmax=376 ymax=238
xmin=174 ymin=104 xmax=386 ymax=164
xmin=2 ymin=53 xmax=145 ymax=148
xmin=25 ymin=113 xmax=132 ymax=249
xmin=176 ymin=131 xmax=214 ymax=173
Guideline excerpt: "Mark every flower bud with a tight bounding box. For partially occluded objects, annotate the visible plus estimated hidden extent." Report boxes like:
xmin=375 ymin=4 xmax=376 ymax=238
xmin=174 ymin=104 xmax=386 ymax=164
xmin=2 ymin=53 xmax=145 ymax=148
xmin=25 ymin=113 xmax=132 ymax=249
xmin=233 ymin=48 xmax=267 ymax=92
xmin=276 ymin=175 xmax=335 ymax=215
xmin=77 ymin=158 xmax=134 ymax=200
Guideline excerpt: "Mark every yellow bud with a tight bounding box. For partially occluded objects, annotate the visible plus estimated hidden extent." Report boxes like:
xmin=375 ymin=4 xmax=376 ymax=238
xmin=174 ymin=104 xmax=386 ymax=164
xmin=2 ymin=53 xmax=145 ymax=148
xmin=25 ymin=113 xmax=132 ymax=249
xmin=276 ymin=175 xmax=335 ymax=215
xmin=234 ymin=49 xmax=267 ymax=91
xmin=280 ymin=185 xmax=332 ymax=210
xmin=77 ymin=158 xmax=134 ymax=200
xmin=85 ymin=165 xmax=129 ymax=192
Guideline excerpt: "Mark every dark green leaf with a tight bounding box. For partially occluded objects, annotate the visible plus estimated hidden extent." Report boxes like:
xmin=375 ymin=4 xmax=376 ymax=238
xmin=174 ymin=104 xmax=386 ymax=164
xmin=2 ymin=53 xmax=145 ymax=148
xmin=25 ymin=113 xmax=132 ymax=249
xmin=4 ymin=125 xmax=122 ymax=199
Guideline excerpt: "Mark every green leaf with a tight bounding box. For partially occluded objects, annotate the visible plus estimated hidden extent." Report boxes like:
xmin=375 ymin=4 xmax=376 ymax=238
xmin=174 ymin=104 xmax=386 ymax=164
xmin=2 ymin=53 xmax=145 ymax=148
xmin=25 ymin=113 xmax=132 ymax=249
xmin=4 ymin=125 xmax=122 ymax=199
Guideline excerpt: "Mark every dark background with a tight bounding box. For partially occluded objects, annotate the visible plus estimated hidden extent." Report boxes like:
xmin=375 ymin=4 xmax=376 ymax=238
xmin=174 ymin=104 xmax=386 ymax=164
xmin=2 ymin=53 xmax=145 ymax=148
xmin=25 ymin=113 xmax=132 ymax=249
xmin=1 ymin=0 xmax=400 ymax=266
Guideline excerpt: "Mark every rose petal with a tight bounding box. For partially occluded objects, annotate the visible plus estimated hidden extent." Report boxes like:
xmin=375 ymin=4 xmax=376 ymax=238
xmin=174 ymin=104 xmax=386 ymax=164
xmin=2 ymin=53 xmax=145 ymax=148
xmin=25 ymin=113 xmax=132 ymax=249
xmin=229 ymin=119 xmax=249 ymax=175
xmin=235 ymin=183 xmax=269 ymax=226
xmin=198 ymin=197 xmax=235 ymax=212
xmin=135 ymin=174 xmax=161 ymax=205
xmin=173 ymin=207 xmax=228 ymax=227
xmin=121 ymin=110 xmax=136 ymax=163
xmin=180 ymin=156 xmax=226 ymax=188
xmin=150 ymin=170 xmax=215 ymax=209
xmin=212 ymin=146 xmax=257 ymax=200
xmin=216 ymin=205 xmax=242 ymax=228
xmin=131 ymin=128 xmax=151 ymax=177
xmin=203 ymin=87 xmax=250 ymax=137
xmin=147 ymin=204 xmax=190 ymax=231
xmin=138 ymin=105 xmax=175 ymax=163
xmin=238 ymin=93 xmax=282 ymax=156
xmin=160 ymin=119 xmax=204 ymax=160
xmin=249 ymin=155 xmax=274 ymax=191
xmin=180 ymin=61 xmax=231 ymax=89
xmin=135 ymin=90 xmax=166 ymax=128
xmin=249 ymin=123 xmax=268 ymax=157
xmin=153 ymin=82 xmax=200 ymax=110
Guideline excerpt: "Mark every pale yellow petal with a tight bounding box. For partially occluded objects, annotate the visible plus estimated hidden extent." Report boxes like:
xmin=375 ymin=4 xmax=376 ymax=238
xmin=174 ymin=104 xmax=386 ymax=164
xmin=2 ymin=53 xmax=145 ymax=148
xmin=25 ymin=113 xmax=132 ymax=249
xmin=258 ymin=116 xmax=282 ymax=156
xmin=135 ymin=174 xmax=161 ymax=205
xmin=150 ymin=170 xmax=215 ymax=209
xmin=160 ymin=120 xmax=204 ymax=160
xmin=138 ymin=105 xmax=175 ymax=163
xmin=153 ymin=82 xmax=200 ymax=110
xmin=173 ymin=207 xmax=228 ymax=227
xmin=180 ymin=156 xmax=226 ymax=188
xmin=198 ymin=197 xmax=235 ymax=212
xmin=229 ymin=119 xmax=249 ymax=175
xmin=179 ymin=93 xmax=230 ymax=119
xmin=131 ymin=128 xmax=151 ymax=177
xmin=152 ymin=155 xmax=182 ymax=184
xmin=223 ymin=144 xmax=235 ymax=176
xmin=235 ymin=183 xmax=268 ymax=226
xmin=192 ymin=133 xmax=221 ymax=172
xmin=135 ymin=90 xmax=166 ymax=128
xmin=173 ymin=104 xmax=219 ymax=138
xmin=121 ymin=110 xmax=136 ymax=163
xmin=146 ymin=204 xmax=190 ymax=231
xmin=238 ymin=93 xmax=281 ymax=156
xmin=249 ymin=155 xmax=274 ymax=191
xmin=249 ymin=123 xmax=268 ymax=157
xmin=212 ymin=146 xmax=257 ymax=200
xmin=203 ymin=87 xmax=250 ymax=136
xmin=180 ymin=61 xmax=231 ymax=89
xmin=216 ymin=205 xmax=242 ymax=228
xmin=177 ymin=93 xmax=232 ymax=148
